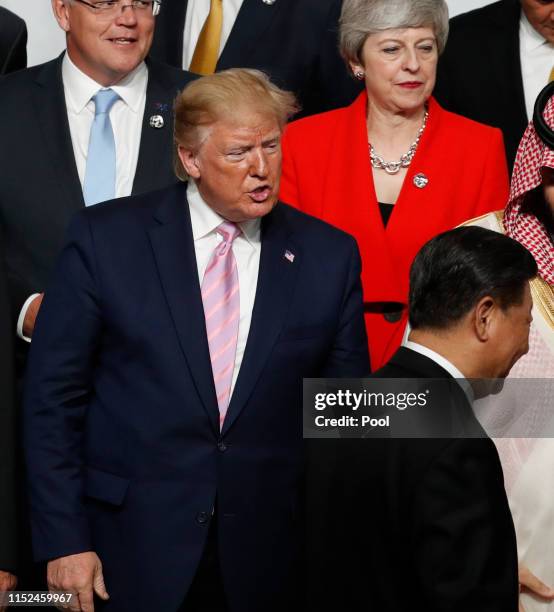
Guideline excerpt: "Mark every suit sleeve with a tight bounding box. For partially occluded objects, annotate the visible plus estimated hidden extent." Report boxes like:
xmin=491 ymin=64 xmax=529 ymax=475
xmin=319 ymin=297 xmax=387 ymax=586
xmin=23 ymin=211 xmax=101 ymax=562
xmin=2 ymin=17 xmax=27 ymax=75
xmin=0 ymin=247 xmax=17 ymax=573
xmin=411 ymin=439 xmax=519 ymax=612
xmin=321 ymin=237 xmax=370 ymax=377
xmin=474 ymin=128 xmax=510 ymax=217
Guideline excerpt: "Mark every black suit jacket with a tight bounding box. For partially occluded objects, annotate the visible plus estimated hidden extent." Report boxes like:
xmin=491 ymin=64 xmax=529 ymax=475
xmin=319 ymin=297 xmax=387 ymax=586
xmin=150 ymin=0 xmax=363 ymax=117
xmin=0 ymin=7 xmax=26 ymax=75
xmin=434 ymin=0 xmax=526 ymax=170
xmin=0 ymin=54 xmax=193 ymax=362
xmin=0 ymin=241 xmax=17 ymax=574
xmin=306 ymin=347 xmax=519 ymax=611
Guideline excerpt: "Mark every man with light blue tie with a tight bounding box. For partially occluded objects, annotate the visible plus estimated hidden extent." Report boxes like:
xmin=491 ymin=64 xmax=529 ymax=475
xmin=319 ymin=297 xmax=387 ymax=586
xmin=0 ymin=0 xmax=195 ymax=358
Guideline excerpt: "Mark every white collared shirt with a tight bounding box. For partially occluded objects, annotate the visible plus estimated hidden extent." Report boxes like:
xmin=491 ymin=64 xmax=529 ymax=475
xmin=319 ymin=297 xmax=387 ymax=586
xmin=182 ymin=0 xmax=244 ymax=70
xmin=62 ymin=52 xmax=148 ymax=197
xmin=17 ymin=53 xmax=149 ymax=342
xmin=404 ymin=340 xmax=475 ymax=405
xmin=520 ymin=10 xmax=554 ymax=121
xmin=187 ymin=180 xmax=261 ymax=395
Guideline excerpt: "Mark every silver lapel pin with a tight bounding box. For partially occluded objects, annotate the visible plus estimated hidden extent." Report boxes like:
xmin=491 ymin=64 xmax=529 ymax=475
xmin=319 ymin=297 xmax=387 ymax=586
xmin=413 ymin=173 xmax=429 ymax=189
xmin=262 ymin=0 xmax=276 ymax=5
xmin=149 ymin=115 xmax=164 ymax=129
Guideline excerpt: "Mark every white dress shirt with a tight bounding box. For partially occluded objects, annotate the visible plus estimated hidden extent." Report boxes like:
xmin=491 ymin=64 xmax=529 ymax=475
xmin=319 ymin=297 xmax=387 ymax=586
xmin=182 ymin=0 xmax=244 ymax=70
xmin=17 ymin=53 xmax=149 ymax=342
xmin=520 ymin=10 xmax=554 ymax=121
xmin=62 ymin=52 xmax=147 ymax=196
xmin=187 ymin=180 xmax=261 ymax=395
xmin=404 ymin=340 xmax=474 ymax=404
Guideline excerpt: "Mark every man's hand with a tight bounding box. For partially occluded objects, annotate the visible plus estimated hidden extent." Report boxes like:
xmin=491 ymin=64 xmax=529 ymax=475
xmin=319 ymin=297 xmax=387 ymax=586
xmin=23 ymin=293 xmax=44 ymax=338
xmin=47 ymin=552 xmax=109 ymax=612
xmin=0 ymin=570 xmax=17 ymax=612
xmin=519 ymin=563 xmax=554 ymax=612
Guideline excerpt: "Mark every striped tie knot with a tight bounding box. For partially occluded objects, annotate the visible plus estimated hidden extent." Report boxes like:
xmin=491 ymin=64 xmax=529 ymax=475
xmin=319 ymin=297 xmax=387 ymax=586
xmin=216 ymin=221 xmax=241 ymax=255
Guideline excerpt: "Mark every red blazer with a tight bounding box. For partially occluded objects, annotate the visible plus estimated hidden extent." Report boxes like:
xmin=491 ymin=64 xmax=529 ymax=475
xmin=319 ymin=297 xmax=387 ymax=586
xmin=280 ymin=92 xmax=509 ymax=369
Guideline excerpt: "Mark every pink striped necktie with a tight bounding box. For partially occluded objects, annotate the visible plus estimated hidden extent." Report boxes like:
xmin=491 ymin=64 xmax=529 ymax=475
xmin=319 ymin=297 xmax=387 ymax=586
xmin=201 ymin=221 xmax=241 ymax=428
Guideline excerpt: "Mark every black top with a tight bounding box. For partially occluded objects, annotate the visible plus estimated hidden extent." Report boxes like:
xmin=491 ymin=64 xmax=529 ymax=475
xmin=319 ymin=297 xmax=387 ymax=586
xmin=378 ymin=202 xmax=394 ymax=227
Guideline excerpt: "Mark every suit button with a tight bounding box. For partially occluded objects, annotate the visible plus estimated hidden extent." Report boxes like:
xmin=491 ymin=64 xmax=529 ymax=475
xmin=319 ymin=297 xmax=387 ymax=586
xmin=217 ymin=442 xmax=228 ymax=452
xmin=196 ymin=511 xmax=209 ymax=525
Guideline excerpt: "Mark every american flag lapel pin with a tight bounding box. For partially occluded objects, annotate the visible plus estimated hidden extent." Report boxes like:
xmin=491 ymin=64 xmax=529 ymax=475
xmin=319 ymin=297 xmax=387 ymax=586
xmin=284 ymin=249 xmax=295 ymax=263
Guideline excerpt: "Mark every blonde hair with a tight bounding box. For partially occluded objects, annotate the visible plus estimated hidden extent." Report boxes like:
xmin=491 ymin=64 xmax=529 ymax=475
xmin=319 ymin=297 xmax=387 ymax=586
xmin=173 ymin=68 xmax=299 ymax=180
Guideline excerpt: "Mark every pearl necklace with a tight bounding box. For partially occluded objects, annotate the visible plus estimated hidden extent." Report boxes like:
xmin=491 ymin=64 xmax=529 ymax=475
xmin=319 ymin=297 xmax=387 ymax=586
xmin=369 ymin=109 xmax=429 ymax=175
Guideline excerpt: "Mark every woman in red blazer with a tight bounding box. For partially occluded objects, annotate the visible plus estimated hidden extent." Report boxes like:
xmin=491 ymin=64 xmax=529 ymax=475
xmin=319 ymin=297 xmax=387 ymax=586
xmin=280 ymin=0 xmax=509 ymax=370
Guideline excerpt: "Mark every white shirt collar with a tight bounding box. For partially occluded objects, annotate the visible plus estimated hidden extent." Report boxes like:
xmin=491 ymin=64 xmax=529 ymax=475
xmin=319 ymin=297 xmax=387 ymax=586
xmin=404 ymin=340 xmax=475 ymax=404
xmin=62 ymin=52 xmax=148 ymax=114
xmin=520 ymin=9 xmax=550 ymax=54
xmin=186 ymin=179 xmax=261 ymax=245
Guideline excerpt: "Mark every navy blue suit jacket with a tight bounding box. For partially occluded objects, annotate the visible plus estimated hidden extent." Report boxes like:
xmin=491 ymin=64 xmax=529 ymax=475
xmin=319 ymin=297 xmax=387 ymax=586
xmin=24 ymin=182 xmax=369 ymax=612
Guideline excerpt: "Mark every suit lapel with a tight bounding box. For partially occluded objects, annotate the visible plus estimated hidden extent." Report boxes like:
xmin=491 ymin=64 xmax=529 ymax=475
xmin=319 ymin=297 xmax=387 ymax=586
xmin=33 ymin=54 xmax=84 ymax=214
xmin=221 ymin=204 xmax=301 ymax=436
xmin=217 ymin=0 xmax=281 ymax=70
xmin=148 ymin=184 xmax=220 ymax=435
xmin=132 ymin=61 xmax=179 ymax=196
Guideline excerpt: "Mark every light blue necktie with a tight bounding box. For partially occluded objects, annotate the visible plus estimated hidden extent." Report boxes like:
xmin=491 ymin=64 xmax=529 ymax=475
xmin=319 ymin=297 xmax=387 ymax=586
xmin=83 ymin=88 xmax=120 ymax=206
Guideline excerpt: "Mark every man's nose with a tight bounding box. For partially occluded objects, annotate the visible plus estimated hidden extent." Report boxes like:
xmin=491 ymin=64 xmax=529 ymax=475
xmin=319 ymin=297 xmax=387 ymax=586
xmin=250 ymin=149 xmax=268 ymax=177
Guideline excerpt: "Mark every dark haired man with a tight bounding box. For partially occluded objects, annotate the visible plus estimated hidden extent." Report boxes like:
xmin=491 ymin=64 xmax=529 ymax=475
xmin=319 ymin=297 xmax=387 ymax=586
xmin=307 ymin=227 xmax=537 ymax=612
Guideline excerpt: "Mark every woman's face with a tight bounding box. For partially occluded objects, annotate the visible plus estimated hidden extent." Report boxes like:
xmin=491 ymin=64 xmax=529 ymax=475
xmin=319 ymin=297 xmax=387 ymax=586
xmin=350 ymin=27 xmax=438 ymax=113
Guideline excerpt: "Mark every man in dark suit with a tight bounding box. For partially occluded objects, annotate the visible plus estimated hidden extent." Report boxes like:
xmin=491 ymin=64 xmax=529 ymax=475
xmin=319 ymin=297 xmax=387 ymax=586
xmin=0 ymin=0 xmax=194 ymax=362
xmin=0 ymin=6 xmax=26 ymax=75
xmin=149 ymin=0 xmax=363 ymax=117
xmin=0 ymin=243 xmax=17 ymax=604
xmin=23 ymin=69 xmax=370 ymax=612
xmin=435 ymin=0 xmax=554 ymax=171
xmin=307 ymin=226 xmax=537 ymax=611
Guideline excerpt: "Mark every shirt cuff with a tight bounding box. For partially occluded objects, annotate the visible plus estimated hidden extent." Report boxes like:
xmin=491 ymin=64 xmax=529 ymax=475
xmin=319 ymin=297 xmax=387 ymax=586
xmin=17 ymin=293 xmax=40 ymax=343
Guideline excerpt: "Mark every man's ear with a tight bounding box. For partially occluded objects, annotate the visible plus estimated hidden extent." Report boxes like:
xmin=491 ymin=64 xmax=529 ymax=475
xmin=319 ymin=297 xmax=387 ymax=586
xmin=177 ymin=145 xmax=201 ymax=180
xmin=52 ymin=0 xmax=71 ymax=32
xmin=473 ymin=295 xmax=496 ymax=342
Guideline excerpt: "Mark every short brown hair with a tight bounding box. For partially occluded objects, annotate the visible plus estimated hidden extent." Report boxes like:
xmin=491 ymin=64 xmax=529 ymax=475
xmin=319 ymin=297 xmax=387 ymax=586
xmin=339 ymin=0 xmax=449 ymax=69
xmin=173 ymin=68 xmax=299 ymax=181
